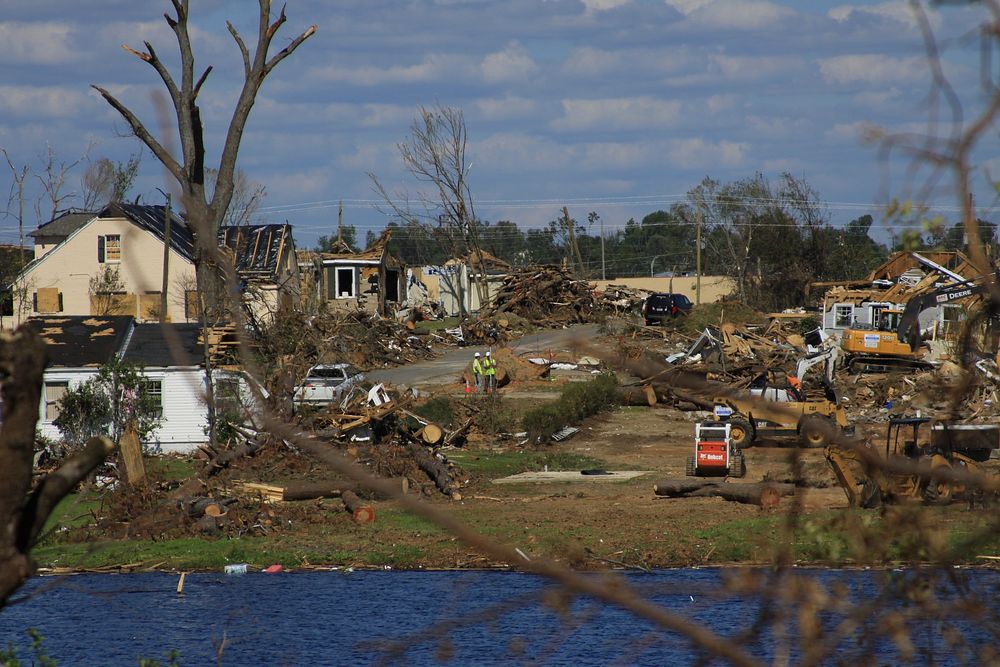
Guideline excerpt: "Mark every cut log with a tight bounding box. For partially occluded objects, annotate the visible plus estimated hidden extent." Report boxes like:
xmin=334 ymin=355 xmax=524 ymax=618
xmin=419 ymin=423 xmax=444 ymax=446
xmin=280 ymin=478 xmax=409 ymax=501
xmin=119 ymin=424 xmax=146 ymax=486
xmin=342 ymin=490 xmax=375 ymax=523
xmin=653 ymin=479 xmax=795 ymax=508
xmin=186 ymin=496 xmax=236 ymax=518
xmin=408 ymin=444 xmax=461 ymax=499
xmin=687 ymin=483 xmax=782 ymax=508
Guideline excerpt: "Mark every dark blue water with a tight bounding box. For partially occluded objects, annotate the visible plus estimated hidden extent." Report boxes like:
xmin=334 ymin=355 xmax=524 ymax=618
xmin=0 ymin=568 xmax=997 ymax=666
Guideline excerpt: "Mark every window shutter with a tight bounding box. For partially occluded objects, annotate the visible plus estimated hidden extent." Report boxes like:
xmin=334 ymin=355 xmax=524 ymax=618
xmin=58 ymin=292 xmax=63 ymax=312
xmin=98 ymin=235 xmax=105 ymax=263
xmin=32 ymin=292 xmax=37 ymax=312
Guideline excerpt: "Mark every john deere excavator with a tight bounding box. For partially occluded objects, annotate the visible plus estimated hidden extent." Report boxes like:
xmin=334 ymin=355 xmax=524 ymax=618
xmin=841 ymin=274 xmax=997 ymax=373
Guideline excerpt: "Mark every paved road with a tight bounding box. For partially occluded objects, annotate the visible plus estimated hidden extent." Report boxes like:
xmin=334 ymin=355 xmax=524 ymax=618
xmin=368 ymin=323 xmax=600 ymax=389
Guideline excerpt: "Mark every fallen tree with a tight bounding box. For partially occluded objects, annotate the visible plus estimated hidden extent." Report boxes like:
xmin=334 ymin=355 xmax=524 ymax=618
xmin=652 ymin=479 xmax=795 ymax=508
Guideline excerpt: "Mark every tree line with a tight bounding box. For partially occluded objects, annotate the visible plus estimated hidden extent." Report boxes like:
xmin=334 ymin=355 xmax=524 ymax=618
xmin=316 ymin=173 xmax=985 ymax=312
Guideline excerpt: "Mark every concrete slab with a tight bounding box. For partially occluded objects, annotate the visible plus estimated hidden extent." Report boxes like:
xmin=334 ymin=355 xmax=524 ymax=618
xmin=492 ymin=470 xmax=652 ymax=484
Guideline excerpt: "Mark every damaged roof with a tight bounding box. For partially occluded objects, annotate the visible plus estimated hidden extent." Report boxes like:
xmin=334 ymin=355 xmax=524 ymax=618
xmin=26 ymin=316 xmax=134 ymax=368
xmin=219 ymin=224 xmax=294 ymax=281
xmin=122 ymin=323 xmax=204 ymax=367
xmin=104 ymin=202 xmax=195 ymax=263
xmin=307 ymin=229 xmax=403 ymax=266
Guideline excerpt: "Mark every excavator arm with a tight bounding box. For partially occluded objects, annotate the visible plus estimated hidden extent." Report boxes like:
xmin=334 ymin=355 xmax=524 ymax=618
xmin=896 ymin=276 xmax=992 ymax=347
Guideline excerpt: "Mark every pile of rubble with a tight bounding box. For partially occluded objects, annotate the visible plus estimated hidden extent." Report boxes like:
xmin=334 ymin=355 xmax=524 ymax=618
xmin=481 ymin=265 xmax=595 ymax=326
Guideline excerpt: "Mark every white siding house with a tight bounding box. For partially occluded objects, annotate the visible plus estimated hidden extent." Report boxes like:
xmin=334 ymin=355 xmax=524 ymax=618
xmin=31 ymin=317 xmax=257 ymax=454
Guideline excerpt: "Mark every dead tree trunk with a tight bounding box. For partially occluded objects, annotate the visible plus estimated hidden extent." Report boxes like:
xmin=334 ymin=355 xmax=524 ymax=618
xmin=408 ymin=444 xmax=462 ymax=500
xmin=0 ymin=326 xmax=115 ymax=609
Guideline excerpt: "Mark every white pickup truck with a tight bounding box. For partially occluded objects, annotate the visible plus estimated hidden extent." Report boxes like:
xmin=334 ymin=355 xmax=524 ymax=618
xmin=293 ymin=363 xmax=366 ymax=408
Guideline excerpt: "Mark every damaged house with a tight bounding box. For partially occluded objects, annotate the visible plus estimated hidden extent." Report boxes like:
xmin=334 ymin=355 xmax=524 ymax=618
xmin=219 ymin=223 xmax=299 ymax=325
xmin=29 ymin=315 xmax=256 ymax=454
xmin=817 ymin=251 xmax=982 ymax=338
xmin=421 ymin=250 xmax=511 ymax=317
xmin=298 ymin=230 xmax=405 ymax=317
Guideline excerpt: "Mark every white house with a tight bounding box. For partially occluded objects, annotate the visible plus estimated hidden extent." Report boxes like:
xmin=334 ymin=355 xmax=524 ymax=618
xmin=30 ymin=315 xmax=256 ymax=454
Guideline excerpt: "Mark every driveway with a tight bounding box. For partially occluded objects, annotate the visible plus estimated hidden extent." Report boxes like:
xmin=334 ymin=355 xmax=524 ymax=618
xmin=368 ymin=323 xmax=600 ymax=389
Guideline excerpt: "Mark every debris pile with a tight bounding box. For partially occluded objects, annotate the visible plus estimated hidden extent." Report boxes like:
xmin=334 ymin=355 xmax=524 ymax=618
xmin=481 ymin=265 xmax=595 ymax=326
xmin=595 ymin=285 xmax=652 ymax=316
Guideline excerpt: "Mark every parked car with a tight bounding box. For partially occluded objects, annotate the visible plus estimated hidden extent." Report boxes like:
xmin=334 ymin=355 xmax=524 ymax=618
xmin=293 ymin=363 xmax=366 ymax=408
xmin=642 ymin=293 xmax=693 ymax=325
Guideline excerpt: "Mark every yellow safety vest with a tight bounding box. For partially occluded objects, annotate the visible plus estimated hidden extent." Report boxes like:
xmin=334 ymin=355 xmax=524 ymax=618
xmin=472 ymin=358 xmax=483 ymax=374
xmin=484 ymin=357 xmax=496 ymax=376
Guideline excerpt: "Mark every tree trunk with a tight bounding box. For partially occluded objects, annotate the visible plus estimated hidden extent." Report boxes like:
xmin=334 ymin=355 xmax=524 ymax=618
xmin=281 ymin=478 xmax=409 ymax=501
xmin=342 ymin=490 xmax=375 ymax=523
xmin=408 ymin=444 xmax=461 ymax=499
xmin=653 ymin=480 xmax=794 ymax=508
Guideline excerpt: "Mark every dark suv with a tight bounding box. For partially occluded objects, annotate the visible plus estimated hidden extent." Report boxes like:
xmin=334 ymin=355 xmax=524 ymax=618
xmin=642 ymin=293 xmax=693 ymax=325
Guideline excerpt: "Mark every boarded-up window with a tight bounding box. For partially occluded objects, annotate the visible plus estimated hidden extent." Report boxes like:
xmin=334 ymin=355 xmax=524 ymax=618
xmin=35 ymin=287 xmax=61 ymax=313
xmin=45 ymin=382 xmax=68 ymax=421
xmin=0 ymin=290 xmax=12 ymax=317
xmin=105 ymin=234 xmax=122 ymax=262
xmin=184 ymin=290 xmax=201 ymax=320
xmin=90 ymin=293 xmax=134 ymax=316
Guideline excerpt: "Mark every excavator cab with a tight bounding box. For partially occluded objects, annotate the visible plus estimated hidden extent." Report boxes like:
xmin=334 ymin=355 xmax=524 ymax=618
xmin=886 ymin=417 xmax=931 ymax=459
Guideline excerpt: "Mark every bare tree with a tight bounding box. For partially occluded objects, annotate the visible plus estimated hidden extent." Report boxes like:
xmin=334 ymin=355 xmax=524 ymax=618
xmin=2 ymin=149 xmax=29 ymax=253
xmin=91 ymin=0 xmax=315 ymax=442
xmin=82 ymin=152 xmax=143 ymax=209
xmin=33 ymin=144 xmax=83 ymax=224
xmin=206 ymin=167 xmax=266 ymax=227
xmin=370 ymin=105 xmax=490 ymax=314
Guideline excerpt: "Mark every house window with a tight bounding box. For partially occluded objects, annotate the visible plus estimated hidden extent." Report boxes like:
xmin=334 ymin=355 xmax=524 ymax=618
xmin=215 ymin=377 xmax=242 ymax=416
xmin=141 ymin=379 xmax=163 ymax=418
xmin=44 ymin=382 xmax=68 ymax=421
xmin=834 ymin=304 xmax=854 ymax=328
xmin=106 ymin=235 xmax=122 ymax=262
xmin=334 ymin=267 xmax=355 ymax=299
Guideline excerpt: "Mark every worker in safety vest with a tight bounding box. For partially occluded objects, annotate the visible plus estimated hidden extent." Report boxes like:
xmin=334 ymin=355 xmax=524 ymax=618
xmin=483 ymin=350 xmax=497 ymax=393
xmin=472 ymin=352 xmax=484 ymax=393
xmin=787 ymin=375 xmax=804 ymax=402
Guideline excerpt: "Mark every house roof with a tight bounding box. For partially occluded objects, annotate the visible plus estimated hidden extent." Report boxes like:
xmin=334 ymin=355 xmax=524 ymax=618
xmin=219 ymin=224 xmax=294 ymax=281
xmin=104 ymin=202 xmax=195 ymax=263
xmin=28 ymin=210 xmax=97 ymax=240
xmin=121 ymin=323 xmax=204 ymax=367
xmin=309 ymin=229 xmax=395 ymax=265
xmin=26 ymin=316 xmax=134 ymax=368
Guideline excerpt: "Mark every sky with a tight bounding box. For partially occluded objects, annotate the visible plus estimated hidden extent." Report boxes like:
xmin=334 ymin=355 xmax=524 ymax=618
xmin=1 ymin=0 xmax=999 ymax=250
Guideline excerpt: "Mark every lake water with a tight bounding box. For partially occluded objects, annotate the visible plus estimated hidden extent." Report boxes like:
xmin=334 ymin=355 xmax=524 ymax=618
xmin=0 ymin=568 xmax=996 ymax=666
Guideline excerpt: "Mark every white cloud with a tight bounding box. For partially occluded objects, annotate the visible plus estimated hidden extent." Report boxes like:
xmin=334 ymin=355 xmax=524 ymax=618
xmin=854 ymin=87 xmax=902 ymax=109
xmin=480 ymin=42 xmax=538 ymax=83
xmin=0 ymin=22 xmax=76 ymax=64
xmin=746 ymin=115 xmax=808 ymax=139
xmin=474 ymin=95 xmax=537 ymax=120
xmin=706 ymin=94 xmax=737 ymax=114
xmin=665 ymin=0 xmax=796 ymax=29
xmin=311 ymin=54 xmax=463 ymax=86
xmin=563 ymin=47 xmax=623 ymax=77
xmin=553 ymin=97 xmax=682 ymax=131
xmin=581 ymin=0 xmax=631 ymax=12
xmin=829 ymin=121 xmax=869 ymax=141
xmin=710 ymin=54 xmax=804 ymax=80
xmin=666 ymin=138 xmax=747 ymax=168
xmin=360 ymin=104 xmax=414 ymax=128
xmin=819 ymin=54 xmax=926 ymax=85
xmin=828 ymin=2 xmax=934 ymax=30
xmin=475 ymin=133 xmax=573 ymax=171
xmin=0 ymin=85 xmax=92 ymax=118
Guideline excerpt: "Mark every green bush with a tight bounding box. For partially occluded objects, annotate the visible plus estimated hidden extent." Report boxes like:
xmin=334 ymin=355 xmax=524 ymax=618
xmin=798 ymin=315 xmax=820 ymax=335
xmin=414 ymin=397 xmax=455 ymax=426
xmin=674 ymin=301 xmax=765 ymax=336
xmin=522 ymin=374 xmax=621 ymax=442
xmin=477 ymin=395 xmax=518 ymax=435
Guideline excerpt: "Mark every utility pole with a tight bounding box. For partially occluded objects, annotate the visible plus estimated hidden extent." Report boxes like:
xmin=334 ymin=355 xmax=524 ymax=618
xmin=600 ymin=214 xmax=606 ymax=281
xmin=563 ymin=206 xmax=584 ymax=276
xmin=337 ymin=199 xmax=343 ymax=246
xmin=695 ymin=202 xmax=703 ymax=305
xmin=160 ymin=193 xmax=172 ymax=322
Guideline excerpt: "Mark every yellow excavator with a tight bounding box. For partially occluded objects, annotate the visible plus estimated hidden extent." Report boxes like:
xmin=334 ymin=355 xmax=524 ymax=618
xmin=841 ymin=277 xmax=991 ymax=373
xmin=825 ymin=417 xmax=996 ymax=508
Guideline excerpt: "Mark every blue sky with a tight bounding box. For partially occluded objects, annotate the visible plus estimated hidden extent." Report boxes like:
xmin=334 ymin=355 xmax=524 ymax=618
xmin=1 ymin=0 xmax=997 ymax=249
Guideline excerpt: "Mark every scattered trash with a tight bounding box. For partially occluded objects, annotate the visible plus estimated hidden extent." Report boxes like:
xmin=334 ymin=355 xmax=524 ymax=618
xmin=263 ymin=564 xmax=283 ymax=574
xmin=224 ymin=563 xmax=248 ymax=575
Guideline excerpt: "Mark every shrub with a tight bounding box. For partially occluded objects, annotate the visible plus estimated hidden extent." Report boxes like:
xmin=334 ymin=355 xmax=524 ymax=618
xmin=522 ymin=373 xmax=621 ymax=442
xmin=477 ymin=395 xmax=519 ymax=435
xmin=414 ymin=397 xmax=455 ymax=427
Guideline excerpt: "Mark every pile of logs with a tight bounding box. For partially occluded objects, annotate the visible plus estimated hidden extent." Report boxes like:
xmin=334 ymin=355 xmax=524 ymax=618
xmin=481 ymin=265 xmax=595 ymax=326
xmin=653 ymin=479 xmax=795 ymax=508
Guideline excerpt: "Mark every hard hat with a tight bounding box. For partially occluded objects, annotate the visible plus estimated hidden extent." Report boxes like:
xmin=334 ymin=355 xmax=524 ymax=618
xmin=486 ymin=351 xmax=491 ymax=356
xmin=474 ymin=352 xmax=481 ymax=357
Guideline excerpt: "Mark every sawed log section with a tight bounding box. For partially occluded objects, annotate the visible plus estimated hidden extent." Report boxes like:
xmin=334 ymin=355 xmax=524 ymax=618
xmin=408 ymin=444 xmax=462 ymax=500
xmin=342 ymin=490 xmax=375 ymax=523
xmin=653 ymin=479 xmax=795 ymax=508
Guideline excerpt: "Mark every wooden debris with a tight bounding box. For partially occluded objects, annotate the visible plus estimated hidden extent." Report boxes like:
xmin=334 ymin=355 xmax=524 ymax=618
xmin=342 ymin=490 xmax=375 ymax=523
xmin=652 ymin=479 xmax=795 ymax=508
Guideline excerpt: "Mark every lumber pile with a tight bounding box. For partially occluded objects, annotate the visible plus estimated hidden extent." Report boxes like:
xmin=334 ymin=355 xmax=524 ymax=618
xmin=481 ymin=265 xmax=595 ymax=326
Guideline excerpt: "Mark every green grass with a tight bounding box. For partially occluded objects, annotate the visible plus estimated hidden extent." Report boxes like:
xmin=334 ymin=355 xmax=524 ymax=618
xmin=414 ymin=317 xmax=461 ymax=333
xmin=40 ymin=493 xmax=101 ymax=534
xmin=147 ymin=456 xmax=197 ymax=481
xmin=448 ymin=450 xmax=608 ymax=477
xmin=376 ymin=509 xmax=447 ymax=535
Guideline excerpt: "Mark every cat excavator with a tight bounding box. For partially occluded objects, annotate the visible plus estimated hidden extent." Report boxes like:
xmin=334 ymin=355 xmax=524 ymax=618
xmin=825 ymin=417 xmax=997 ymax=508
xmin=841 ymin=274 xmax=997 ymax=373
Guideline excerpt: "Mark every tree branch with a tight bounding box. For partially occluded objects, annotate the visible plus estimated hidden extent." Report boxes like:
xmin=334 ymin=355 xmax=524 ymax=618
xmin=90 ymin=86 xmax=185 ymax=187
